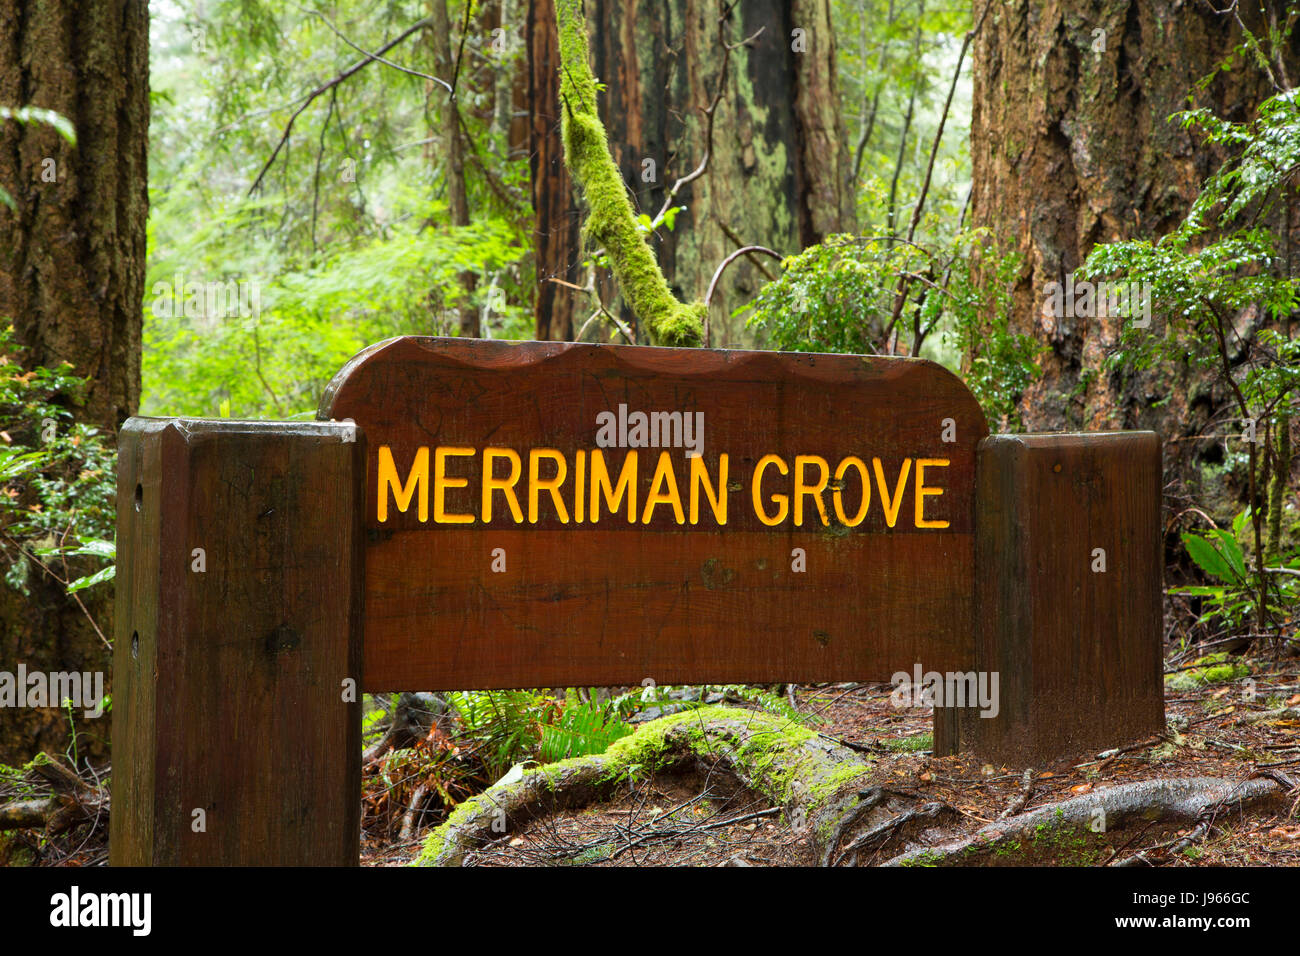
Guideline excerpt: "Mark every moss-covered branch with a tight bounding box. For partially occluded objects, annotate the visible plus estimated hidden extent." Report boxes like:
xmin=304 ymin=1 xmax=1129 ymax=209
xmin=553 ymin=0 xmax=705 ymax=347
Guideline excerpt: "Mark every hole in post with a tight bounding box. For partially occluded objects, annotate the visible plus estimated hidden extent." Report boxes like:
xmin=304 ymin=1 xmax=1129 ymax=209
xmin=131 ymin=632 xmax=139 ymax=660
xmin=134 ymin=484 xmax=143 ymax=512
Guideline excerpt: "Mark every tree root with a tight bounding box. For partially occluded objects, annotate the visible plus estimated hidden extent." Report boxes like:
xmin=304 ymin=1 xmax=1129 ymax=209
xmin=414 ymin=707 xmax=1298 ymax=867
xmin=415 ymin=705 xmax=882 ymax=866
xmin=882 ymin=775 xmax=1294 ymax=867
xmin=823 ymin=794 xmax=958 ymax=866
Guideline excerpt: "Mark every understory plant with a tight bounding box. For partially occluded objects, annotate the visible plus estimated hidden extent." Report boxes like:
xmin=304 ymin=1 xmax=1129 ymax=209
xmin=1173 ymin=508 xmax=1299 ymax=642
xmin=1083 ymin=86 xmax=1300 ymax=640
xmin=741 ymin=229 xmax=1040 ymax=426
xmin=0 ymin=327 xmax=116 ymax=625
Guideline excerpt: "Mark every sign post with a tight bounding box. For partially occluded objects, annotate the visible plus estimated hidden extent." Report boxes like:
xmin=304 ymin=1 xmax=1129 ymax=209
xmin=109 ymin=419 xmax=364 ymax=866
xmin=934 ymin=433 xmax=1165 ymax=764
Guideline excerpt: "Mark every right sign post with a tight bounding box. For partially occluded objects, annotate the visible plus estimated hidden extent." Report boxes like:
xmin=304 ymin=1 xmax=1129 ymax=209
xmin=935 ymin=432 xmax=1165 ymax=764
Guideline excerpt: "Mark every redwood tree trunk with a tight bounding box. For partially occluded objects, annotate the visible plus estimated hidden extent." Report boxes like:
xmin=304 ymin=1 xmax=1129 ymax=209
xmin=969 ymin=0 xmax=1295 ymax=453
xmin=0 ymin=0 xmax=147 ymax=431
xmin=430 ymin=0 xmax=480 ymax=338
xmin=529 ymin=0 xmax=582 ymax=342
xmin=528 ymin=0 xmax=855 ymax=345
xmin=0 ymin=0 xmax=149 ymax=763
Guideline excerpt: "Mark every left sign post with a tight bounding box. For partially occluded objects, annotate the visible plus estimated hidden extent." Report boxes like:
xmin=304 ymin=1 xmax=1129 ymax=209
xmin=109 ymin=418 xmax=365 ymax=866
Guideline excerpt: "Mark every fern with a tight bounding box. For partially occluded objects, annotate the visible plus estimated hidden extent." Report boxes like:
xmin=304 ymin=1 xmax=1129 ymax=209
xmin=538 ymin=698 xmax=633 ymax=762
xmin=698 ymin=684 xmax=823 ymax=726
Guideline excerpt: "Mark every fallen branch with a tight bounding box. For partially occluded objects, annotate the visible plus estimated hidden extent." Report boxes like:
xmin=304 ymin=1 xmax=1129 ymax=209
xmin=0 ymin=755 xmax=106 ymax=836
xmin=249 ymin=17 xmax=433 ymax=195
xmin=998 ymin=769 xmax=1035 ymax=820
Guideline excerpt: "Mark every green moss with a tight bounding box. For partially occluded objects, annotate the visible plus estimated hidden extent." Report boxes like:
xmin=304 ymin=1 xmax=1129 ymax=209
xmin=908 ymin=821 xmax=1107 ymax=867
xmin=809 ymin=761 xmax=874 ymax=802
xmin=0 ymin=831 xmax=34 ymax=867
xmin=1165 ymin=653 xmax=1250 ymax=691
xmin=553 ymin=0 xmax=704 ymax=347
xmin=877 ymin=733 xmax=933 ymax=753
xmin=415 ymin=705 xmax=872 ymax=865
xmin=417 ymin=794 xmax=491 ymax=865
xmin=1027 ymin=823 xmax=1107 ymax=865
xmin=898 ymin=849 xmax=943 ymax=867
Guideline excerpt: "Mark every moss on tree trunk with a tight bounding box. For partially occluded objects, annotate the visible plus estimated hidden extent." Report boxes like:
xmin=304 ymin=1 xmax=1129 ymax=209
xmin=553 ymin=0 xmax=707 ymax=346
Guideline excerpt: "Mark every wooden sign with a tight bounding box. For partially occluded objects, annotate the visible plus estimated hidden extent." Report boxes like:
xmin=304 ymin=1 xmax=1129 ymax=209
xmin=321 ymin=337 xmax=989 ymax=691
xmin=110 ymin=341 xmax=1165 ymax=865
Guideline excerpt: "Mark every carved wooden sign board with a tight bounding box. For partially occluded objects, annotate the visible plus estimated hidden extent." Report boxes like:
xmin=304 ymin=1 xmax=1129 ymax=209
xmin=321 ymin=336 xmax=989 ymax=691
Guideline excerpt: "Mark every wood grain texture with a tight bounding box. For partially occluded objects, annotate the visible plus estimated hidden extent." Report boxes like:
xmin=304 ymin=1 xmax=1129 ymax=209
xmin=109 ymin=418 xmax=364 ymax=866
xmin=934 ymin=432 xmax=1166 ymax=764
xmin=321 ymin=337 xmax=988 ymax=691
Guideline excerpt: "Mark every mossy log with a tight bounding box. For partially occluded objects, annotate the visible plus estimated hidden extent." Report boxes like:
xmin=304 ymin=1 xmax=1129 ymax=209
xmin=415 ymin=705 xmax=881 ymax=866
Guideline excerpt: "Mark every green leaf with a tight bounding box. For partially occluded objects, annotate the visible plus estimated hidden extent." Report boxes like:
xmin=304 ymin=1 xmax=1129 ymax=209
xmin=67 ymin=539 xmax=115 ymax=559
xmin=1208 ymin=529 xmax=1247 ymax=581
xmin=1182 ymin=532 xmax=1235 ymax=583
xmin=67 ymin=564 xmax=115 ymax=593
xmin=0 ymin=106 xmax=76 ymax=144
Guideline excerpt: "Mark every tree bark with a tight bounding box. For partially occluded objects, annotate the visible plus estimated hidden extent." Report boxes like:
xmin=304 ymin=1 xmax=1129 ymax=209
xmin=0 ymin=0 xmax=149 ymax=763
xmin=529 ymin=0 xmax=583 ymax=342
xmin=430 ymin=0 xmax=480 ymax=338
xmin=528 ymin=0 xmax=855 ymax=346
xmin=969 ymin=1 xmax=1297 ymax=446
xmin=0 ymin=0 xmax=147 ymax=431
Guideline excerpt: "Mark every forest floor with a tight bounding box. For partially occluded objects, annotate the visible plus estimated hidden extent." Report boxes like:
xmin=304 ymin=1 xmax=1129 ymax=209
xmin=364 ymin=657 xmax=1300 ymax=867
xmin=4 ymin=654 xmax=1296 ymax=867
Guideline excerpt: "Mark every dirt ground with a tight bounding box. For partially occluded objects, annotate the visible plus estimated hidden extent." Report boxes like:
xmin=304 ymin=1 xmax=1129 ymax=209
xmin=365 ymin=659 xmax=1300 ymax=867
